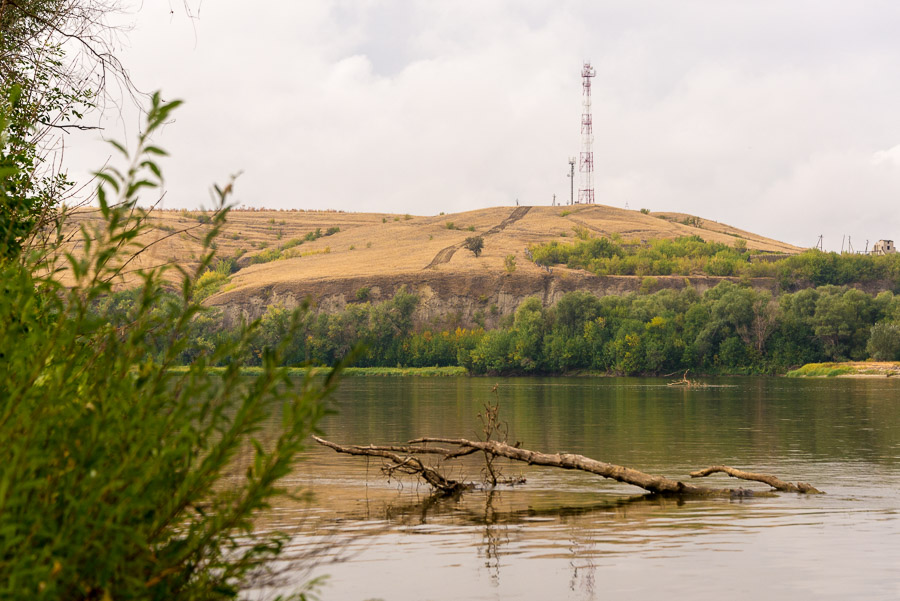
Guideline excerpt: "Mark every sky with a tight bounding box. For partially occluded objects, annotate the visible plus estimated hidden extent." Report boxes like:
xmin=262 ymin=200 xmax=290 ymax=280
xmin=67 ymin=1 xmax=900 ymax=251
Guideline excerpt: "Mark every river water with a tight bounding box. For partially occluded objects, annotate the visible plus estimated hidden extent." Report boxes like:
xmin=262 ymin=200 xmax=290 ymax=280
xmin=254 ymin=376 xmax=900 ymax=601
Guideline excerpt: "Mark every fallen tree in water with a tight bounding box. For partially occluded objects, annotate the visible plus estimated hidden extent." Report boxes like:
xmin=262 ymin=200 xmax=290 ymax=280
xmin=312 ymin=435 xmax=823 ymax=497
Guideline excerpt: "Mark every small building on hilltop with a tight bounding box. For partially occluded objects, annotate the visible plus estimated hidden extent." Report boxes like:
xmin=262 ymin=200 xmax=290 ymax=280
xmin=872 ymin=240 xmax=896 ymax=255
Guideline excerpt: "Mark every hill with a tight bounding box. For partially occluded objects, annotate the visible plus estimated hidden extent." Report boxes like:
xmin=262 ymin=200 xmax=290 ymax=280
xmin=69 ymin=204 xmax=802 ymax=327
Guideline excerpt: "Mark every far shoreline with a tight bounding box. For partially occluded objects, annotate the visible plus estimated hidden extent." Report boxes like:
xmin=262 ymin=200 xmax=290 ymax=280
xmin=166 ymin=363 xmax=900 ymax=378
xmin=785 ymin=361 xmax=900 ymax=378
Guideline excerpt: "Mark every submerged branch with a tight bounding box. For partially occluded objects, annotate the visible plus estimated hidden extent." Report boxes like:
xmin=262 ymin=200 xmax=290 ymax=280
xmin=311 ymin=436 xmax=470 ymax=494
xmin=315 ymin=436 xmax=824 ymax=498
xmin=689 ymin=465 xmax=822 ymax=494
xmin=409 ymin=436 xmax=710 ymax=495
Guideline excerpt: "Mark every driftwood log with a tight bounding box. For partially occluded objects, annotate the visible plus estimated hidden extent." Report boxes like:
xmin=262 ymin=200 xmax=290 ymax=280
xmin=313 ymin=435 xmax=822 ymax=497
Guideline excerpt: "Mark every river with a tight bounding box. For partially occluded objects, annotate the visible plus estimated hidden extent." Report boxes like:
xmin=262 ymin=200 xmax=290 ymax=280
xmin=252 ymin=376 xmax=900 ymax=600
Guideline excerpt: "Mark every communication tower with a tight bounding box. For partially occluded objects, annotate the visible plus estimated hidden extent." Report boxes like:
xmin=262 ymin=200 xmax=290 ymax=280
xmin=578 ymin=61 xmax=596 ymax=204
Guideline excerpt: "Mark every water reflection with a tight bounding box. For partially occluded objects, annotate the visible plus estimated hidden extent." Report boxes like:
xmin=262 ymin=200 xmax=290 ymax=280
xmin=250 ymin=376 xmax=900 ymax=601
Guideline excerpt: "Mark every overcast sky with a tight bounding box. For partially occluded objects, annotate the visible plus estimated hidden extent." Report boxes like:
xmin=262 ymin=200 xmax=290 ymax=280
xmin=68 ymin=1 xmax=900 ymax=251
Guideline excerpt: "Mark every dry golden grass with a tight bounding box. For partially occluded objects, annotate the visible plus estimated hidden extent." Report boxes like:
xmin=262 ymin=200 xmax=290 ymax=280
xmin=63 ymin=204 xmax=801 ymax=301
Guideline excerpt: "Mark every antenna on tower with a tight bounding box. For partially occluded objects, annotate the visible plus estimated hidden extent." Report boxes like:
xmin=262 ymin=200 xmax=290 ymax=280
xmin=815 ymin=235 xmax=823 ymax=251
xmin=578 ymin=61 xmax=596 ymax=204
xmin=566 ymin=157 xmax=576 ymax=205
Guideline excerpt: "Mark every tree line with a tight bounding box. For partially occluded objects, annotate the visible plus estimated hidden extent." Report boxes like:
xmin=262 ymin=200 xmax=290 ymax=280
xmin=96 ymin=280 xmax=900 ymax=375
xmin=530 ymin=233 xmax=900 ymax=289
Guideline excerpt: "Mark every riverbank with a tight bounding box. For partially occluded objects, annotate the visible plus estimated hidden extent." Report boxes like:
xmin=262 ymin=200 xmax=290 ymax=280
xmin=786 ymin=361 xmax=900 ymax=378
xmin=167 ymin=365 xmax=468 ymax=377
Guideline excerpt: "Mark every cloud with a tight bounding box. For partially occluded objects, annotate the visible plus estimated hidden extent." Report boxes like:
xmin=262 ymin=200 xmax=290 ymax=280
xmin=65 ymin=1 xmax=900 ymax=250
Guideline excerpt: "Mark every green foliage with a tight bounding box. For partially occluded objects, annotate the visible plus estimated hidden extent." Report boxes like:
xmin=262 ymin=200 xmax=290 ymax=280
xmin=459 ymin=281 xmax=893 ymax=376
xmin=247 ymin=227 xmax=340 ymax=265
xmin=640 ymin=208 xmax=650 ymax=215
xmin=464 ymin=236 xmax=484 ymax=257
xmin=167 ymin=274 xmax=900 ymax=376
xmin=785 ymin=363 xmax=857 ymax=377
xmin=0 ymin=95 xmax=339 ymax=599
xmin=867 ymin=322 xmax=900 ymax=361
xmin=640 ymin=276 xmax=659 ymax=294
xmin=445 ymin=222 xmax=455 ymax=230
xmin=195 ymin=270 xmax=229 ymax=301
xmin=356 ymin=286 xmax=371 ymax=302
xmin=504 ymin=254 xmax=517 ymax=273
xmin=528 ymin=232 xmax=900 ymax=288
xmin=1 ymin=0 xmax=101 ymax=260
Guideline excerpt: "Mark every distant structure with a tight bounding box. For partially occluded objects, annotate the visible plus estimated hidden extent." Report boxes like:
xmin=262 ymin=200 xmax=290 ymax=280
xmin=578 ymin=61 xmax=596 ymax=204
xmin=873 ymin=239 xmax=896 ymax=255
xmin=567 ymin=157 xmax=576 ymax=205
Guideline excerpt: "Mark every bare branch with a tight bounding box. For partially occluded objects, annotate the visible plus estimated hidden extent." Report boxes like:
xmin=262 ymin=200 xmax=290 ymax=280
xmin=316 ymin=435 xmax=824 ymax=498
xmin=311 ymin=436 xmax=470 ymax=495
xmin=689 ymin=465 xmax=822 ymax=494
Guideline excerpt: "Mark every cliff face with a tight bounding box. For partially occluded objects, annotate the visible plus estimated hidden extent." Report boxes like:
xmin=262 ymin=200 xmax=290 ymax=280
xmin=211 ymin=271 xmax=782 ymax=330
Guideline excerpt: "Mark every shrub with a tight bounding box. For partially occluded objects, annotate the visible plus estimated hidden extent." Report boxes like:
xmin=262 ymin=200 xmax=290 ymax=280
xmin=505 ymin=254 xmax=517 ymax=273
xmin=0 ymin=94 xmax=340 ymax=600
xmin=464 ymin=236 xmax=484 ymax=257
xmin=445 ymin=222 xmax=455 ymax=230
xmin=640 ymin=208 xmax=650 ymax=215
xmin=281 ymin=237 xmax=304 ymax=250
xmin=640 ymin=276 xmax=659 ymax=294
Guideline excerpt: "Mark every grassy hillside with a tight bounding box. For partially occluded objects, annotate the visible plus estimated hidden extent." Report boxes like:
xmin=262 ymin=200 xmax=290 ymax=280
xmin=66 ymin=204 xmax=801 ymax=303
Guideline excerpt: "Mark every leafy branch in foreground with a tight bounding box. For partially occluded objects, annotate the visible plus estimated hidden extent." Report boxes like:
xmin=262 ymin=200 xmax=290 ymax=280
xmin=0 ymin=93 xmax=340 ymax=600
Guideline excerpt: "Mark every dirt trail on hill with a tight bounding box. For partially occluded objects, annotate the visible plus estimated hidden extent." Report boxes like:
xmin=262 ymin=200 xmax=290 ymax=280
xmin=424 ymin=206 xmax=532 ymax=269
xmin=424 ymin=244 xmax=462 ymax=269
xmin=485 ymin=205 xmax=531 ymax=235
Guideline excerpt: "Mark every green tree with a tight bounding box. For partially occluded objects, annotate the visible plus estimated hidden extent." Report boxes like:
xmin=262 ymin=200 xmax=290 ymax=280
xmin=464 ymin=235 xmax=484 ymax=257
xmin=812 ymin=287 xmax=877 ymax=360
xmin=1 ymin=0 xmax=132 ymax=258
xmin=867 ymin=322 xmax=900 ymax=361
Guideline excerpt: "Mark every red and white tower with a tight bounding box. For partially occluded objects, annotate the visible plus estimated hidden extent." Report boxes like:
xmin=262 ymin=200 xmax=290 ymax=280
xmin=578 ymin=61 xmax=596 ymax=204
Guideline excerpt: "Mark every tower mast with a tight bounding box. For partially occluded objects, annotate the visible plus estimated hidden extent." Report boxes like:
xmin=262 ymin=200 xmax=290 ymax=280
xmin=578 ymin=61 xmax=596 ymax=204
